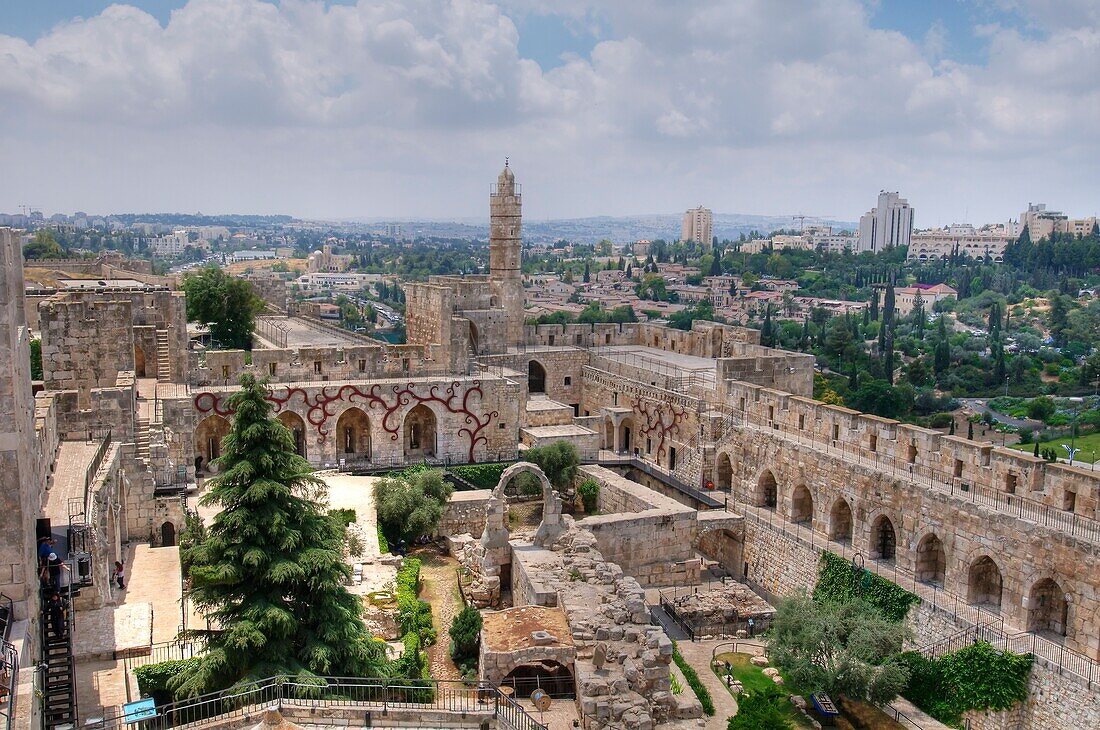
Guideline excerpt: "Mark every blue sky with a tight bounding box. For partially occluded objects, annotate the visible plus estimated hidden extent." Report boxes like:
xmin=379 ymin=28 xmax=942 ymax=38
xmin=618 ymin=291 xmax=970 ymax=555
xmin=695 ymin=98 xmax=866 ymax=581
xmin=0 ymin=1 xmax=1096 ymax=222
xmin=1 ymin=1 xmax=1025 ymax=69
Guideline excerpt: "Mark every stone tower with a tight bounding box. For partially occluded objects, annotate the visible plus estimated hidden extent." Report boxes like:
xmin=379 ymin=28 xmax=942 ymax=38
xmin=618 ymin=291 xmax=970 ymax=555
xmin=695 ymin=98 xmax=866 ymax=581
xmin=489 ymin=161 xmax=523 ymax=348
xmin=0 ymin=228 xmax=43 ymax=622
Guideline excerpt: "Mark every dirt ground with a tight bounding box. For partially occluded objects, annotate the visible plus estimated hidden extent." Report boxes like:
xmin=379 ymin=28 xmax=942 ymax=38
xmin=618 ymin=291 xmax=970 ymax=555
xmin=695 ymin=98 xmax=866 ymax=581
xmin=412 ymin=546 xmax=465 ymax=681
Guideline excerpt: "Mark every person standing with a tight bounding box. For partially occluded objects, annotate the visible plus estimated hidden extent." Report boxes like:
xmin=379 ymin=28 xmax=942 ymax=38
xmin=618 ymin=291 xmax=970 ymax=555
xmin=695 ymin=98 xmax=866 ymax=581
xmin=112 ymin=560 xmax=126 ymax=590
xmin=47 ymin=591 xmax=67 ymax=639
xmin=42 ymin=552 xmax=69 ymax=591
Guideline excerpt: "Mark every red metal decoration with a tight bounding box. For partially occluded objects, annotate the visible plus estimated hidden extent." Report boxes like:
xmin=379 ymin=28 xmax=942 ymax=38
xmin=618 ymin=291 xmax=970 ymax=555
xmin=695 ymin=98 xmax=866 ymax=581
xmin=194 ymin=380 xmax=497 ymax=461
xmin=632 ymin=395 xmax=685 ymax=462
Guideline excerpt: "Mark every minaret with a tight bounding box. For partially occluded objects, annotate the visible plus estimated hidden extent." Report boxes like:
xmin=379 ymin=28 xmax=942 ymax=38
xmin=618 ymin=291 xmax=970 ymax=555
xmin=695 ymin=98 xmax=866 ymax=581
xmin=490 ymin=160 xmax=523 ymax=348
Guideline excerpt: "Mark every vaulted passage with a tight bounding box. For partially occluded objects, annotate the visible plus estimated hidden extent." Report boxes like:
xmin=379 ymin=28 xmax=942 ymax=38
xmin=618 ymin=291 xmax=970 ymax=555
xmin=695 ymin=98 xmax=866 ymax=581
xmin=403 ymin=404 xmax=437 ymax=459
xmin=829 ymin=498 xmax=853 ymax=544
xmin=277 ymin=411 xmax=308 ymax=458
xmin=870 ymin=515 xmax=897 ymax=563
xmin=968 ymin=556 xmax=1003 ymax=610
xmin=715 ymin=452 xmax=733 ymax=492
xmin=915 ymin=533 xmax=946 ymax=586
xmin=757 ymin=470 xmax=778 ymax=510
xmin=790 ymin=484 xmax=813 ymax=525
xmin=194 ymin=414 xmax=231 ymax=474
xmin=1028 ymin=578 xmax=1069 ymax=638
xmin=335 ymin=407 xmax=371 ymax=460
xmin=528 ymin=359 xmax=546 ymax=394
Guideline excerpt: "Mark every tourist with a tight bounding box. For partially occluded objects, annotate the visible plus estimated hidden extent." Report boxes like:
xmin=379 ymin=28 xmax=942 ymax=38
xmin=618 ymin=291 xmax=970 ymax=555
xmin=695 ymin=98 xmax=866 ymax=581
xmin=41 ymin=552 xmax=69 ymax=591
xmin=112 ymin=560 xmax=126 ymax=590
xmin=37 ymin=536 xmax=55 ymax=567
xmin=46 ymin=592 xmax=67 ymax=639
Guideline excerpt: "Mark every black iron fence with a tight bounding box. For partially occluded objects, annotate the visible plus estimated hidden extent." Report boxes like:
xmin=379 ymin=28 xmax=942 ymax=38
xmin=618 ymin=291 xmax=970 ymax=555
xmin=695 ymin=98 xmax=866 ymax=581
xmin=86 ymin=675 xmax=547 ymax=730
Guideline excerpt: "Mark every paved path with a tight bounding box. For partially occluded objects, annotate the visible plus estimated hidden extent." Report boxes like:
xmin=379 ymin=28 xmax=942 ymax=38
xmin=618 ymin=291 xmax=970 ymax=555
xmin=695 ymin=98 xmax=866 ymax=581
xmin=674 ymin=638 xmax=743 ymax=727
xmin=959 ymin=398 xmax=1041 ymax=430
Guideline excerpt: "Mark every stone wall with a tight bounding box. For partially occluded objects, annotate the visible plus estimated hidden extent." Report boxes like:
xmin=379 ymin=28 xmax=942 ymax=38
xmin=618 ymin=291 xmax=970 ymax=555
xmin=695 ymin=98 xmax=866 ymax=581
xmin=39 ymin=296 xmax=134 ymax=390
xmin=439 ymin=490 xmax=491 ymax=538
xmin=51 ymin=380 xmax=136 ymax=441
xmin=965 ymin=661 xmax=1100 ymax=730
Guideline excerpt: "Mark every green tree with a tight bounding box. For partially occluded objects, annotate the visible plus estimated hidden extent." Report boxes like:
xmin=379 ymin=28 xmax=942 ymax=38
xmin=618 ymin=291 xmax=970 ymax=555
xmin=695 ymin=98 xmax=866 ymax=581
xmin=182 ymin=266 xmax=265 ymax=350
xmin=22 ymin=230 xmax=65 ymax=260
xmin=175 ymin=375 xmax=387 ymax=697
xmin=524 ymin=440 xmax=579 ymax=489
xmin=769 ymin=594 xmax=910 ymax=705
xmin=1026 ymin=396 xmax=1056 ymax=422
xmin=448 ymin=606 xmax=483 ymax=665
xmin=726 ymin=689 xmax=791 ymax=730
xmin=375 ymin=469 xmax=454 ymax=545
xmin=29 ymin=339 xmax=43 ymax=381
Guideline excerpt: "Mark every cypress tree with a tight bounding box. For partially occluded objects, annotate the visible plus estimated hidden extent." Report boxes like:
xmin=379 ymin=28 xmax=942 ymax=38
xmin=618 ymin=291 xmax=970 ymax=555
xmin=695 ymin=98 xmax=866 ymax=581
xmin=176 ymin=375 xmax=388 ymax=697
xmin=761 ymin=305 xmax=775 ymax=347
xmin=967 ymin=421 xmax=974 ymax=440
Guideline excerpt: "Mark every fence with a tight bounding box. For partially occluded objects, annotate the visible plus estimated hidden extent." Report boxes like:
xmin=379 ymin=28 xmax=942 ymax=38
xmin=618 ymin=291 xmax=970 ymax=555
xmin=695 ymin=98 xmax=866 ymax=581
xmin=715 ymin=406 xmax=1100 ymax=546
xmin=736 ymin=504 xmax=1100 ymax=689
xmin=0 ymin=636 xmax=15 ymax=730
xmin=85 ymin=675 xmax=547 ymax=730
xmin=84 ymin=430 xmax=113 ymax=506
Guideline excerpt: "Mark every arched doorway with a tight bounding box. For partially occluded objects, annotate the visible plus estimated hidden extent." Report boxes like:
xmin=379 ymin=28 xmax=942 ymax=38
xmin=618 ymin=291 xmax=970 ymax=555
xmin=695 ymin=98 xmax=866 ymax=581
xmin=134 ymin=345 xmax=147 ymax=377
xmin=277 ymin=411 xmax=308 ymax=459
xmin=501 ymin=661 xmax=576 ymax=698
xmin=468 ymin=320 xmax=480 ymax=355
xmin=335 ymin=407 xmax=371 ymax=461
xmin=756 ymin=470 xmax=778 ymax=510
xmin=403 ymin=404 xmax=437 ymax=459
xmin=1028 ymin=579 xmax=1069 ymax=637
xmin=915 ymin=533 xmax=946 ymax=586
xmin=870 ymin=515 xmax=897 ymax=562
xmin=716 ymin=453 xmax=733 ymax=492
xmin=194 ymin=415 xmax=231 ymax=474
xmin=829 ymin=498 xmax=853 ymax=544
xmin=528 ymin=360 xmax=546 ymax=394
xmin=968 ymin=556 xmax=1003 ymax=609
xmin=620 ymin=418 xmax=634 ymax=454
xmin=160 ymin=521 xmax=176 ymax=547
xmin=790 ymin=484 xmax=813 ymax=525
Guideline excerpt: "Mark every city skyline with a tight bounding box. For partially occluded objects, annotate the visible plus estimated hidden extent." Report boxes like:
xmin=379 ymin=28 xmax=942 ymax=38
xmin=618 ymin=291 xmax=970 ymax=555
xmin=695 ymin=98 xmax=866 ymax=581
xmin=1 ymin=1 xmax=1098 ymax=224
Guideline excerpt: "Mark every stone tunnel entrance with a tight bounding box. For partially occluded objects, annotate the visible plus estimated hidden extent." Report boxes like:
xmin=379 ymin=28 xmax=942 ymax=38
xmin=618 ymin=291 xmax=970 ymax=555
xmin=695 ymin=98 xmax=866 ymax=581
xmin=501 ymin=661 xmax=576 ymax=699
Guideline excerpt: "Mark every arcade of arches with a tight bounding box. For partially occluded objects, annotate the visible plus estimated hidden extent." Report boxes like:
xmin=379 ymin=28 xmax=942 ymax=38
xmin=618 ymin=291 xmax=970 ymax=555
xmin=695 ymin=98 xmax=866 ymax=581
xmin=194 ymin=414 xmax=231 ymax=473
xmin=335 ymin=407 xmax=371 ymax=461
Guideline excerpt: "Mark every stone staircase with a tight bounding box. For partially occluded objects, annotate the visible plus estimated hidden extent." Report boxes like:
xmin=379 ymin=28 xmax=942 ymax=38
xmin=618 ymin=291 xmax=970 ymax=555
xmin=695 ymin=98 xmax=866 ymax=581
xmin=135 ymin=417 xmax=151 ymax=458
xmin=155 ymin=329 xmax=171 ymax=382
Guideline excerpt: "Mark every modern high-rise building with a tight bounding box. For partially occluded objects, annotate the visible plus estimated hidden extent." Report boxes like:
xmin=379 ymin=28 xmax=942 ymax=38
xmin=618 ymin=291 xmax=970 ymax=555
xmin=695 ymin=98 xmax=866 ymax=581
xmin=681 ymin=206 xmax=713 ymax=247
xmin=857 ymin=191 xmax=913 ymax=253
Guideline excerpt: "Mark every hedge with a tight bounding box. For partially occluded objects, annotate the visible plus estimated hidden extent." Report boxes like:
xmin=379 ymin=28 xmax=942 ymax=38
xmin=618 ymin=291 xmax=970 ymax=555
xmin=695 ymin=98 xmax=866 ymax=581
xmin=133 ymin=658 xmax=201 ymax=704
xmin=377 ymin=525 xmax=389 ymax=554
xmin=813 ymin=551 xmax=919 ymax=622
xmin=448 ymin=463 xmax=510 ymax=490
xmin=671 ymin=640 xmax=714 ymax=716
xmin=396 ymin=558 xmax=435 ymax=645
xmin=898 ymin=642 xmax=1032 ymax=726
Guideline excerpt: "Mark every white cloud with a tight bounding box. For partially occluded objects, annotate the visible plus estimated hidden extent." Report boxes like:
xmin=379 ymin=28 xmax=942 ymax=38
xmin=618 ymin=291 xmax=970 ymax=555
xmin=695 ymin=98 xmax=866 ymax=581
xmin=0 ymin=0 xmax=1097 ymax=222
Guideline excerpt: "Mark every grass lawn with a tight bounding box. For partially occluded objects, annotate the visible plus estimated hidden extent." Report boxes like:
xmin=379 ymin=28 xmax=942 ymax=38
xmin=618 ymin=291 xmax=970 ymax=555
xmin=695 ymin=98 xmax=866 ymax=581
xmin=714 ymin=652 xmax=814 ymax=728
xmin=1009 ymin=431 xmax=1100 ymax=464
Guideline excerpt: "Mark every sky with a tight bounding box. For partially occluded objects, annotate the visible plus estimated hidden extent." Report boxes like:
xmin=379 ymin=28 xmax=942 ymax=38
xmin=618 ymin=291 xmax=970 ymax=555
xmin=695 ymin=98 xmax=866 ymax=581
xmin=1 ymin=0 xmax=1098 ymax=225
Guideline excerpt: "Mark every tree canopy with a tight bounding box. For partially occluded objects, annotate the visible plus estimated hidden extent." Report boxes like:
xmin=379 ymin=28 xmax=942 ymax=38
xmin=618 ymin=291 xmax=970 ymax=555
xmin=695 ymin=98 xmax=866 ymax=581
xmin=23 ymin=230 xmax=66 ymax=260
xmin=768 ymin=593 xmax=911 ymax=705
xmin=374 ymin=468 xmax=454 ymax=545
xmin=176 ymin=375 xmax=387 ymax=697
xmin=182 ymin=266 xmax=265 ymax=350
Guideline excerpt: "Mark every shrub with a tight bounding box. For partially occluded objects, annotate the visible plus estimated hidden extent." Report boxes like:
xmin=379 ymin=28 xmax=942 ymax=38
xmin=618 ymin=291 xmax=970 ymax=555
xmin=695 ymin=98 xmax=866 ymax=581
xmin=329 ymin=508 xmax=357 ymax=526
xmin=449 ymin=606 xmax=483 ymax=665
xmin=134 ymin=658 xmax=201 ymax=704
xmin=578 ymin=479 xmax=600 ymax=513
xmin=726 ymin=686 xmax=790 ymax=730
xmin=927 ymin=412 xmax=954 ymax=429
xmin=523 ymin=441 xmax=579 ymax=489
xmin=376 ymin=525 xmax=389 ymax=554
xmin=672 ymin=641 xmax=714 ymax=716
xmin=375 ymin=469 xmax=453 ymax=544
xmin=395 ymin=558 xmax=436 ymax=645
xmin=449 ymin=463 xmax=510 ymax=490
xmin=899 ymin=642 xmax=1032 ymax=726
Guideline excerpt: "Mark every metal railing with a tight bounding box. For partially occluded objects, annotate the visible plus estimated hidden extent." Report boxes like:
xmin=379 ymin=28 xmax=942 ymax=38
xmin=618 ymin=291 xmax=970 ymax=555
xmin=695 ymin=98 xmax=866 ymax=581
xmin=715 ymin=406 xmax=1100 ymax=546
xmin=85 ymin=675 xmax=547 ymax=730
xmin=84 ymin=430 xmax=113 ymax=507
xmin=658 ymin=585 xmax=771 ymax=641
xmin=736 ymin=504 xmax=1100 ymax=689
xmin=0 ymin=637 xmax=15 ymax=730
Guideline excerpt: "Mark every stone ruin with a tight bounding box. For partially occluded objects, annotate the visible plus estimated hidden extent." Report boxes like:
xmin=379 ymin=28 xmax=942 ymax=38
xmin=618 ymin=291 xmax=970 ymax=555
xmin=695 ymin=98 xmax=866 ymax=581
xmin=665 ymin=582 xmax=775 ymax=639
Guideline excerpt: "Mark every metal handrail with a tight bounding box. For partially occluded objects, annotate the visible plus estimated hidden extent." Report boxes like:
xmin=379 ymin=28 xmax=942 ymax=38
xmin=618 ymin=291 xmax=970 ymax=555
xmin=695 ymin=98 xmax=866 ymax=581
xmin=86 ymin=674 xmax=547 ymax=730
xmin=0 ymin=638 xmax=16 ymax=730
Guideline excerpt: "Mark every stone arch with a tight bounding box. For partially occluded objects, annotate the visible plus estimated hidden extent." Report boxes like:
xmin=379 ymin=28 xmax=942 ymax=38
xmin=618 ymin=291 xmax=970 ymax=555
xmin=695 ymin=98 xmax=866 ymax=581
xmin=755 ymin=469 xmax=778 ymax=510
xmin=528 ymin=359 xmax=547 ymax=393
xmin=194 ymin=414 xmax=231 ymax=474
xmin=1028 ymin=578 xmax=1069 ymax=637
xmin=134 ymin=344 xmax=147 ymax=377
xmin=403 ymin=403 xmax=437 ymax=459
xmin=335 ymin=407 xmax=371 ymax=460
xmin=277 ymin=411 xmax=308 ymax=459
xmin=715 ymin=452 xmax=733 ymax=492
xmin=160 ymin=521 xmax=176 ymax=547
xmin=869 ymin=514 xmax=897 ymax=562
xmin=967 ymin=555 xmax=1003 ymax=609
xmin=828 ymin=497 xmax=853 ymax=544
xmin=914 ymin=532 xmax=946 ymax=586
xmin=491 ymin=462 xmax=563 ymax=547
xmin=500 ymin=660 xmax=576 ymax=699
xmin=790 ymin=484 xmax=813 ymax=525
